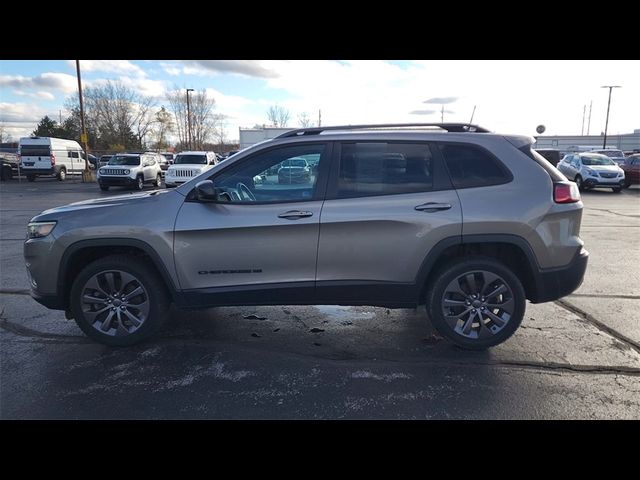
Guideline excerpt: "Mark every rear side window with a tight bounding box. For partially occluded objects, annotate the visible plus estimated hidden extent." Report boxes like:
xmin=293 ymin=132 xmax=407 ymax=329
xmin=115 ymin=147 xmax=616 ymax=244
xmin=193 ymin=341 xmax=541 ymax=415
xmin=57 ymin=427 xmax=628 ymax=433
xmin=439 ymin=143 xmax=511 ymax=189
xmin=336 ymin=142 xmax=434 ymax=198
xmin=20 ymin=145 xmax=50 ymax=156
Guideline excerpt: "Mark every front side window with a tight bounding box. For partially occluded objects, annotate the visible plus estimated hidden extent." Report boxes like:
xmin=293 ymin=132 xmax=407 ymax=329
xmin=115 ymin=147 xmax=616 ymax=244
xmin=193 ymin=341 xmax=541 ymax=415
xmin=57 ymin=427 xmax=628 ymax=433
xmin=439 ymin=143 xmax=511 ymax=189
xmin=336 ymin=142 xmax=434 ymax=198
xmin=210 ymin=144 xmax=325 ymax=203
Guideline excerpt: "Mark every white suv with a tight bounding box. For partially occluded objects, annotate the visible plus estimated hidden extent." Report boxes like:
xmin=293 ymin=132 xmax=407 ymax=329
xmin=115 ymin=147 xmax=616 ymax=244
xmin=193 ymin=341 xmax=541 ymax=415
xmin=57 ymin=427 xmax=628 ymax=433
xmin=97 ymin=153 xmax=163 ymax=191
xmin=165 ymin=151 xmax=217 ymax=187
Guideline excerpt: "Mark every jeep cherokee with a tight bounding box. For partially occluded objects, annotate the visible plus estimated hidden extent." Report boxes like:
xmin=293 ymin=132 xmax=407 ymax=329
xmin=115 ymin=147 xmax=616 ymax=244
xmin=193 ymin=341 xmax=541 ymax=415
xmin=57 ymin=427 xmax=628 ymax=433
xmin=24 ymin=123 xmax=588 ymax=348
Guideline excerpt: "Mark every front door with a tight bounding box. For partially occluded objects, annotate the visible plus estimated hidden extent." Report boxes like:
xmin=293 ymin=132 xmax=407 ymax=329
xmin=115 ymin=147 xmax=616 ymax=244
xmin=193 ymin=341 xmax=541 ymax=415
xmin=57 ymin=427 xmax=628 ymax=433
xmin=173 ymin=143 xmax=331 ymax=297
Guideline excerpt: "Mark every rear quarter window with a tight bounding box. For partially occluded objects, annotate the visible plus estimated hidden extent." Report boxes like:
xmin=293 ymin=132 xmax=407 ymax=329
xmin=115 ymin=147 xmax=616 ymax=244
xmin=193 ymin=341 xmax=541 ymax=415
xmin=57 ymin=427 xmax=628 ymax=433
xmin=438 ymin=143 xmax=512 ymax=189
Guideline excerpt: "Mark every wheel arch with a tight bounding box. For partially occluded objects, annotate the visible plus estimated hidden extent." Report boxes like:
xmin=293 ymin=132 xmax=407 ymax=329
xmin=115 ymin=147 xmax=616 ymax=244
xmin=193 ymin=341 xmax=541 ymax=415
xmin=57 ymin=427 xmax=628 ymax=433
xmin=416 ymin=234 xmax=540 ymax=303
xmin=58 ymin=238 xmax=177 ymax=310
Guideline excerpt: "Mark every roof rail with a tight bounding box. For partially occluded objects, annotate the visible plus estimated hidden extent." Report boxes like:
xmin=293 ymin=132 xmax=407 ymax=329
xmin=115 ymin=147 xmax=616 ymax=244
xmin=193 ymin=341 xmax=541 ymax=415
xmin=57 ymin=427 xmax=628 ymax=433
xmin=275 ymin=123 xmax=491 ymax=139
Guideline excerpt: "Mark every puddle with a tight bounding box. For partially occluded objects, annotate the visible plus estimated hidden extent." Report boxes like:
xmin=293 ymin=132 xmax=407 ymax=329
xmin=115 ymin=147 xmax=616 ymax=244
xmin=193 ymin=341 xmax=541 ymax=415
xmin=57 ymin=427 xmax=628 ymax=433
xmin=314 ymin=305 xmax=375 ymax=320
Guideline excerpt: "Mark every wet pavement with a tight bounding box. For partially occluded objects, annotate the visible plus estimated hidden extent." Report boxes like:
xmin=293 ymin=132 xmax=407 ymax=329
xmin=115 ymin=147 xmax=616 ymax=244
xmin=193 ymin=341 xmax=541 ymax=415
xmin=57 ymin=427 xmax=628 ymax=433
xmin=1 ymin=178 xmax=639 ymax=419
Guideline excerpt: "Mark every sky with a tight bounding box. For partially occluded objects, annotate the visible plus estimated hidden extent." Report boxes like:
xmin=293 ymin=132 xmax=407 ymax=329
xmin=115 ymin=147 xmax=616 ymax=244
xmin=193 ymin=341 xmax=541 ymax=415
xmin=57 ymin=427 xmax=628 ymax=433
xmin=1 ymin=60 xmax=638 ymax=143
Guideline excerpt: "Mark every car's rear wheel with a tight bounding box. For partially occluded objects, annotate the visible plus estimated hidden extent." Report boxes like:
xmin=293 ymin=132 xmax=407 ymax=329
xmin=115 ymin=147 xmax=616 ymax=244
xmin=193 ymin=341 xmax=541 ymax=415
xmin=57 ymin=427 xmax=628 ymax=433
xmin=426 ymin=257 xmax=526 ymax=350
xmin=70 ymin=255 xmax=169 ymax=346
xmin=153 ymin=173 xmax=161 ymax=187
xmin=57 ymin=167 xmax=66 ymax=181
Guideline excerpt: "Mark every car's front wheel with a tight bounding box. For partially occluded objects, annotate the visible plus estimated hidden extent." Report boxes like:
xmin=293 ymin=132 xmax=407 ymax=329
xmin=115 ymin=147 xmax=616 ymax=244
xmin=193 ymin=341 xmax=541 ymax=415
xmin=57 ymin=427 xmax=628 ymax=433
xmin=153 ymin=173 xmax=161 ymax=187
xmin=574 ymin=175 xmax=583 ymax=191
xmin=70 ymin=255 xmax=170 ymax=346
xmin=426 ymin=256 xmax=526 ymax=350
xmin=135 ymin=175 xmax=144 ymax=191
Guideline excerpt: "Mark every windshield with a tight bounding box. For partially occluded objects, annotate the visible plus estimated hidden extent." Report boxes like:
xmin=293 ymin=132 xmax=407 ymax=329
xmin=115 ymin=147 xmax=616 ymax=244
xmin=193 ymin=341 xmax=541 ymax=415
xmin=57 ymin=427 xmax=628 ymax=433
xmin=582 ymin=155 xmax=615 ymax=166
xmin=108 ymin=155 xmax=140 ymax=166
xmin=175 ymin=154 xmax=207 ymax=165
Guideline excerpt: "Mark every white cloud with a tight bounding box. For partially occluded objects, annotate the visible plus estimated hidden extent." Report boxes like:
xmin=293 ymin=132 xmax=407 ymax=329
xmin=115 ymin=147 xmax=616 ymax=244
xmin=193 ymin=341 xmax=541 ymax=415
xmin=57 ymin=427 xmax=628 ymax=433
xmin=13 ymin=90 xmax=56 ymax=101
xmin=0 ymin=72 xmax=77 ymax=94
xmin=161 ymin=60 xmax=278 ymax=78
xmin=68 ymin=60 xmax=146 ymax=77
xmin=0 ymin=102 xmax=58 ymax=138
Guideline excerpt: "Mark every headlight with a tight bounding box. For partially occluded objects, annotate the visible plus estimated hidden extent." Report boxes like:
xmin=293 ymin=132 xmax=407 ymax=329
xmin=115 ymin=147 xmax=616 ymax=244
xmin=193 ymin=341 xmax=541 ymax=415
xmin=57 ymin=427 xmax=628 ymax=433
xmin=124 ymin=169 xmax=130 ymax=174
xmin=584 ymin=168 xmax=595 ymax=175
xmin=27 ymin=221 xmax=56 ymax=239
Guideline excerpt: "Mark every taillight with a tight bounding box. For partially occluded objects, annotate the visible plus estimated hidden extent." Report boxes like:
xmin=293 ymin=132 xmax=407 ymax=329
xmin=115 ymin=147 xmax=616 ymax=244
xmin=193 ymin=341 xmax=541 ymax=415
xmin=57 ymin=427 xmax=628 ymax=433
xmin=554 ymin=182 xmax=580 ymax=203
xmin=50 ymin=153 xmax=56 ymax=165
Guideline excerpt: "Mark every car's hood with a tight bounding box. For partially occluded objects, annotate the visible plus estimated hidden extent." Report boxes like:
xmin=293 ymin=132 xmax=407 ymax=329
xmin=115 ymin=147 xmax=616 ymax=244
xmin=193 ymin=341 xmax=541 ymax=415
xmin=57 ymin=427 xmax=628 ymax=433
xmin=169 ymin=164 xmax=208 ymax=170
xmin=32 ymin=189 xmax=173 ymax=219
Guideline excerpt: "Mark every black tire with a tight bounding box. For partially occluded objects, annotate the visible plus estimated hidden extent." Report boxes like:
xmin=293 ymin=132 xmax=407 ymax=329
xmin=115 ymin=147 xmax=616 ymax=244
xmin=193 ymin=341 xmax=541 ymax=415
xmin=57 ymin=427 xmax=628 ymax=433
xmin=153 ymin=173 xmax=161 ymax=187
xmin=26 ymin=174 xmax=36 ymax=182
xmin=70 ymin=255 xmax=170 ymax=346
xmin=100 ymin=185 xmax=109 ymax=191
xmin=574 ymin=175 xmax=584 ymax=191
xmin=0 ymin=166 xmax=11 ymax=181
xmin=624 ymin=180 xmax=631 ymax=189
xmin=426 ymin=256 xmax=526 ymax=350
xmin=57 ymin=167 xmax=66 ymax=181
xmin=165 ymin=183 xmax=176 ymax=188
xmin=612 ymin=187 xmax=622 ymax=193
xmin=135 ymin=175 xmax=144 ymax=191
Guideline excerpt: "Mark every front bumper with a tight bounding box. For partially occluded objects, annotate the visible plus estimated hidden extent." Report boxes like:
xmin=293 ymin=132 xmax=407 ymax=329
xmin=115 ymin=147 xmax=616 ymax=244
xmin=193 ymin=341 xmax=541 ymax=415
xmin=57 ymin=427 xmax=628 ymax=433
xmin=530 ymin=248 xmax=589 ymax=303
xmin=583 ymin=176 xmax=624 ymax=188
xmin=98 ymin=176 xmax=137 ymax=186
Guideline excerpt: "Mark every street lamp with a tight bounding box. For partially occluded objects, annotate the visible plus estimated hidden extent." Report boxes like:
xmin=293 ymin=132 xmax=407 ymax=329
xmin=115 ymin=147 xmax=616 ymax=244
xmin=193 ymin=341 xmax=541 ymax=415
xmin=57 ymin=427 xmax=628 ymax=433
xmin=186 ymin=88 xmax=194 ymax=150
xmin=601 ymin=85 xmax=621 ymax=149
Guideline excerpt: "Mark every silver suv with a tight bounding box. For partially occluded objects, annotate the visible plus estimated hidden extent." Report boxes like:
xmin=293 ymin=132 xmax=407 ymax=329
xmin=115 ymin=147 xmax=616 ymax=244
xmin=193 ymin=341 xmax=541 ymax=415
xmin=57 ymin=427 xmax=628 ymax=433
xmin=24 ymin=123 xmax=588 ymax=348
xmin=97 ymin=153 xmax=163 ymax=191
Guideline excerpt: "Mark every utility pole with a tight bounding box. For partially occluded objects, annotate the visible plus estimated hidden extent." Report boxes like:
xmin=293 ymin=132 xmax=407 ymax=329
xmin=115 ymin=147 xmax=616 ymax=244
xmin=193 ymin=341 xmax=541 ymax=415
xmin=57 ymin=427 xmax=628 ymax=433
xmin=318 ymin=109 xmax=321 ymax=127
xmin=469 ymin=105 xmax=476 ymax=124
xmin=186 ymin=88 xmax=194 ymax=150
xmin=59 ymin=109 xmax=62 ymax=125
xmin=441 ymin=105 xmax=444 ymax=123
xmin=75 ymin=60 xmax=91 ymax=182
xmin=587 ymin=100 xmax=593 ymax=135
xmin=601 ymin=85 xmax=621 ymax=149
xmin=581 ymin=105 xmax=586 ymax=136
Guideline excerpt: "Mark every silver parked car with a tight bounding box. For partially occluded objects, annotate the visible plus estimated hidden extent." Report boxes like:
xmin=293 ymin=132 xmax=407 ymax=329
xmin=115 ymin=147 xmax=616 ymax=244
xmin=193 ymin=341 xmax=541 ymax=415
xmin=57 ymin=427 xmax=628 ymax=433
xmin=557 ymin=152 xmax=625 ymax=192
xmin=24 ymin=123 xmax=588 ymax=348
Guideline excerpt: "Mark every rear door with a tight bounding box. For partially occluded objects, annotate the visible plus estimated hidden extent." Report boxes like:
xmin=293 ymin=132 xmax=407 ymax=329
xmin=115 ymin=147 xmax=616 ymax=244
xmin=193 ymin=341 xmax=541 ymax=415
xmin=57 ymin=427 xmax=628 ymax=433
xmin=20 ymin=143 xmax=52 ymax=171
xmin=315 ymin=141 xmax=461 ymax=302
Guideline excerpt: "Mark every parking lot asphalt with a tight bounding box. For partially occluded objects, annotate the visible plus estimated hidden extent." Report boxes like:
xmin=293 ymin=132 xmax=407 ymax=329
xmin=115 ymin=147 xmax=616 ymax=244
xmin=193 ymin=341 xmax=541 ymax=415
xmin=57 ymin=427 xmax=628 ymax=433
xmin=1 ymin=176 xmax=639 ymax=419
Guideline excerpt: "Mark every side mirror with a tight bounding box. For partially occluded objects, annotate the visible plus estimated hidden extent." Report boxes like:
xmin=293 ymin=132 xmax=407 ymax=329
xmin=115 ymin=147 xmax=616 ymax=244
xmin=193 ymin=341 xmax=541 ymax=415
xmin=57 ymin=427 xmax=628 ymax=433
xmin=195 ymin=180 xmax=218 ymax=202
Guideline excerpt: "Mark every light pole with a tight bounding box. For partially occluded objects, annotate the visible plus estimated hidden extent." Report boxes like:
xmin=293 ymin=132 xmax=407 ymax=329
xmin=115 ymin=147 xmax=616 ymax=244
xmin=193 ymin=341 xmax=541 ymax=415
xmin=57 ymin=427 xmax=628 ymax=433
xmin=75 ymin=60 xmax=91 ymax=182
xmin=601 ymin=85 xmax=621 ymax=148
xmin=186 ymin=88 xmax=194 ymax=150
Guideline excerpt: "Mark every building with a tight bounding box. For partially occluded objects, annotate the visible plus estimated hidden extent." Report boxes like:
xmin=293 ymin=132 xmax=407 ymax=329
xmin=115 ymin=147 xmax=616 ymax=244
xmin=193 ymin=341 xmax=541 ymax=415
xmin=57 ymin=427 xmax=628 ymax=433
xmin=534 ymin=130 xmax=640 ymax=152
xmin=239 ymin=127 xmax=294 ymax=150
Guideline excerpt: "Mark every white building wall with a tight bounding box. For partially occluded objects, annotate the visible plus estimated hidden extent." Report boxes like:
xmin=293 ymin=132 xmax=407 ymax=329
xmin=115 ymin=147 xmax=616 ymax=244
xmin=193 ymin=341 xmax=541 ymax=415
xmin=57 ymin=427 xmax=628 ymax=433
xmin=534 ymin=132 xmax=640 ymax=152
xmin=239 ymin=127 xmax=295 ymax=149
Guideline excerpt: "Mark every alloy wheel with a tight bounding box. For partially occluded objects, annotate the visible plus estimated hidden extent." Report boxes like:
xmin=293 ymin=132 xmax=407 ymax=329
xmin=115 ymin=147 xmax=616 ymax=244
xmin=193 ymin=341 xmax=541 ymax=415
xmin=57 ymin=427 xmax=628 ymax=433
xmin=80 ymin=270 xmax=150 ymax=337
xmin=441 ymin=270 xmax=515 ymax=340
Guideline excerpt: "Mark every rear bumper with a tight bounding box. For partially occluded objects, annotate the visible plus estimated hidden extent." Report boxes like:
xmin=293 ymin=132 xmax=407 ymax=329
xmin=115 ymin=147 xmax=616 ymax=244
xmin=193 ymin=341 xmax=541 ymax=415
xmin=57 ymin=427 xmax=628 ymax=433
xmin=21 ymin=168 xmax=55 ymax=175
xmin=530 ymin=248 xmax=588 ymax=303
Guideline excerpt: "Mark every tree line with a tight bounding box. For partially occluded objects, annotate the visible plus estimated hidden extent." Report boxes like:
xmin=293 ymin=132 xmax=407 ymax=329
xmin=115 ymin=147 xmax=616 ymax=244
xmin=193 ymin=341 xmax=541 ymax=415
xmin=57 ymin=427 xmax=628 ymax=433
xmin=29 ymin=81 xmax=317 ymax=152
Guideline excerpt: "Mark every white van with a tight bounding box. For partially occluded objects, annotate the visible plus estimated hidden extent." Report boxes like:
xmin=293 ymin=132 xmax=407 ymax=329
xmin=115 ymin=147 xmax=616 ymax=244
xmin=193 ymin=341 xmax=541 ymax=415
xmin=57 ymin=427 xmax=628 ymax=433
xmin=19 ymin=137 xmax=86 ymax=182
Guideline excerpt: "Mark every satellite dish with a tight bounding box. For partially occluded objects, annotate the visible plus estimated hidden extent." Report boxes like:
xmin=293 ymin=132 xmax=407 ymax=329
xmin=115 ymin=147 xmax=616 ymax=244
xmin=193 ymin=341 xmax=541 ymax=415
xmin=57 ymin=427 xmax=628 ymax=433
xmin=536 ymin=125 xmax=546 ymax=134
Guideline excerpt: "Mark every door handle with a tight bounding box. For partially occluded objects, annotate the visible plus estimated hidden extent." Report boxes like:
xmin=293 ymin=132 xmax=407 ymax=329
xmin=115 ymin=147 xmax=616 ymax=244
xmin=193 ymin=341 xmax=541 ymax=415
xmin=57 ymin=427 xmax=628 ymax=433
xmin=415 ymin=202 xmax=452 ymax=212
xmin=278 ymin=210 xmax=313 ymax=220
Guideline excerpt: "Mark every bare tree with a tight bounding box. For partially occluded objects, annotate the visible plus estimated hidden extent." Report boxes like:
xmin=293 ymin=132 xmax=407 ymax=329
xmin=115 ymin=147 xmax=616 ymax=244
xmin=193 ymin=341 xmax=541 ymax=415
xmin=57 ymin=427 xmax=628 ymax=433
xmin=267 ymin=104 xmax=290 ymax=127
xmin=0 ymin=122 xmax=12 ymax=143
xmin=166 ymin=87 xmax=217 ymax=150
xmin=211 ymin=113 xmax=229 ymax=145
xmin=297 ymin=112 xmax=314 ymax=128
xmin=150 ymin=106 xmax=174 ymax=150
xmin=69 ymin=80 xmax=157 ymax=150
